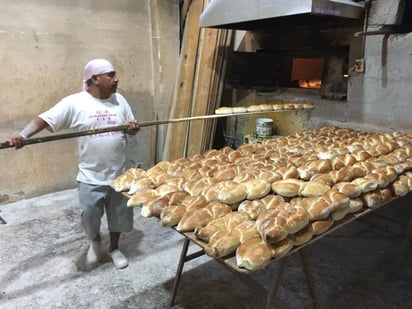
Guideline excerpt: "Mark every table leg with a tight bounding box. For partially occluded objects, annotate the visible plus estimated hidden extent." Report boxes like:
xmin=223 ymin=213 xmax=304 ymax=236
xmin=266 ymin=258 xmax=287 ymax=309
xmin=170 ymin=238 xmax=190 ymax=306
xmin=299 ymin=249 xmax=319 ymax=309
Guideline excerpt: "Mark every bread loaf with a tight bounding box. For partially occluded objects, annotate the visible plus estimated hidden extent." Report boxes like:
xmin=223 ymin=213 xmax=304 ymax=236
xmin=232 ymin=106 xmax=248 ymax=113
xmin=127 ymin=189 xmax=158 ymax=207
xmin=194 ymin=211 xmax=249 ymax=242
xmin=278 ymin=205 xmax=310 ymax=234
xmin=299 ymin=181 xmax=331 ymax=197
xmin=271 ymin=179 xmax=303 ymax=197
xmin=261 ymin=194 xmax=287 ymax=210
xmin=293 ymin=224 xmax=314 ymax=246
xmin=311 ymin=217 xmax=334 ymax=235
xmin=256 ymin=208 xmax=288 ymax=243
xmin=215 ymin=106 xmax=234 ymax=114
xmin=205 ymin=220 xmax=258 ymax=258
xmin=128 ymin=177 xmax=155 ymax=195
xmin=300 ymin=196 xmax=331 ymax=221
xmin=244 ymin=179 xmax=271 ymax=200
xmin=238 ymin=200 xmax=265 ymax=220
xmin=176 ymin=201 xmax=232 ymax=232
xmin=218 ymin=183 xmax=248 ymax=205
xmin=270 ymin=236 xmax=295 ymax=259
xmin=332 ymin=182 xmax=362 ymax=198
xmin=141 ymin=196 xmax=170 ymax=218
xmin=236 ymin=237 xmax=273 ymax=271
xmin=160 ymin=205 xmax=186 ymax=227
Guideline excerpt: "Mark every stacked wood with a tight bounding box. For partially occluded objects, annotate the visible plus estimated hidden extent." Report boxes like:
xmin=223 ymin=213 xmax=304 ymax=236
xmin=162 ymin=0 xmax=233 ymax=161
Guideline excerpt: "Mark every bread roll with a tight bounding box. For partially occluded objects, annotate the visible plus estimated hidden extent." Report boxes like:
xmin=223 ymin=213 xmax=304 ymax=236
xmin=194 ymin=211 xmax=249 ymax=242
xmin=205 ymin=220 xmax=258 ymax=258
xmin=332 ymin=182 xmax=362 ymax=198
xmin=278 ymin=205 xmax=310 ymax=234
xmin=176 ymin=201 xmax=232 ymax=232
xmin=232 ymin=106 xmax=248 ymax=113
xmin=311 ymin=217 xmax=334 ymax=235
xmin=392 ymin=175 xmax=410 ymax=197
xmin=128 ymin=177 xmax=155 ymax=195
xmin=270 ymin=236 xmax=295 ymax=259
xmin=293 ymin=224 xmax=314 ymax=246
xmin=256 ymin=208 xmax=288 ymax=243
xmin=236 ymin=237 xmax=273 ymax=271
xmin=127 ymin=189 xmax=158 ymax=207
xmin=351 ymin=176 xmax=379 ymax=193
xmin=218 ymin=183 xmax=248 ymax=204
xmin=272 ymin=103 xmax=284 ymax=110
xmin=348 ymin=198 xmax=363 ymax=213
xmin=181 ymin=195 xmax=207 ymax=211
xmin=238 ymin=200 xmax=266 ymax=220
xmin=261 ymin=194 xmax=287 ymax=210
xmin=154 ymin=184 xmax=180 ymax=196
xmin=160 ymin=205 xmax=186 ymax=227
xmin=259 ymin=104 xmax=273 ymax=111
xmin=141 ymin=196 xmax=170 ymax=218
xmin=247 ymin=104 xmax=262 ymax=112
xmin=322 ymin=189 xmax=350 ymax=212
xmin=300 ymin=196 xmax=331 ymax=221
xmin=310 ymin=173 xmax=335 ymax=187
xmin=271 ymin=179 xmax=303 ymax=197
xmin=299 ymin=181 xmax=331 ymax=197
xmin=244 ymin=179 xmax=272 ymax=200
xmin=215 ymin=106 xmax=234 ymax=114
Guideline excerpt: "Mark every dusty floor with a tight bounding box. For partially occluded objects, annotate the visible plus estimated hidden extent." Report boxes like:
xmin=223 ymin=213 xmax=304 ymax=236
xmin=0 ymin=189 xmax=411 ymax=309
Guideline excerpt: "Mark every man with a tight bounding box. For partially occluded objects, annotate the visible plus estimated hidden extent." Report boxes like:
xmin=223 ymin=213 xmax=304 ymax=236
xmin=8 ymin=59 xmax=140 ymax=269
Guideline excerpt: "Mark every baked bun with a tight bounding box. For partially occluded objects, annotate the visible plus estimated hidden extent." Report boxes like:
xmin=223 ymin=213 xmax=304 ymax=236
xmin=215 ymin=106 xmax=234 ymax=114
xmin=247 ymin=104 xmax=262 ymax=112
xmin=232 ymin=106 xmax=248 ymax=113
xmin=236 ymin=237 xmax=273 ymax=271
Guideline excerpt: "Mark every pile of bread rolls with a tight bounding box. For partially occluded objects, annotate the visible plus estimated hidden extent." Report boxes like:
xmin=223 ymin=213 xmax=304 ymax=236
xmin=215 ymin=102 xmax=314 ymax=114
xmin=112 ymin=126 xmax=412 ymax=271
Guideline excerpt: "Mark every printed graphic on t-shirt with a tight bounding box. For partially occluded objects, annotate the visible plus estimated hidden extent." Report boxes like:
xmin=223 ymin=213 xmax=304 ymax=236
xmin=88 ymin=109 xmax=123 ymax=138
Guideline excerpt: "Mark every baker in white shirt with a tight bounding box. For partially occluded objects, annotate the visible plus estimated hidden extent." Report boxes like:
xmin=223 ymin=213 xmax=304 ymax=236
xmin=8 ymin=59 xmax=140 ymax=269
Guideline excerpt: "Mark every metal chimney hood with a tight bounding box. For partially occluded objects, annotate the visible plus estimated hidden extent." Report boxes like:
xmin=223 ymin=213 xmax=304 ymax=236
xmin=200 ymin=0 xmax=365 ymax=29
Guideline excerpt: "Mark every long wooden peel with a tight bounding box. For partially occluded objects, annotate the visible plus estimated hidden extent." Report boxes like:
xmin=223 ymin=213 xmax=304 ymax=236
xmin=0 ymin=109 xmax=310 ymax=149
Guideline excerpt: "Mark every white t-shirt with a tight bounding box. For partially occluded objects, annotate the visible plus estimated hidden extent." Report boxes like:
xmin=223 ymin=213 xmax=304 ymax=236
xmin=39 ymin=91 xmax=135 ymax=185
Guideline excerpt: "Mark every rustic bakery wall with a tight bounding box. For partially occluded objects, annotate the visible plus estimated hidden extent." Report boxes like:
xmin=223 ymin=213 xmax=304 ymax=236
xmin=220 ymin=0 xmax=412 ymax=147
xmin=0 ymin=0 xmax=179 ymax=203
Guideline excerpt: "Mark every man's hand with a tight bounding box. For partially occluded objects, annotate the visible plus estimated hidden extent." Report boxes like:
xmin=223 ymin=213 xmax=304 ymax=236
xmin=6 ymin=135 xmax=26 ymax=149
xmin=125 ymin=120 xmax=140 ymax=135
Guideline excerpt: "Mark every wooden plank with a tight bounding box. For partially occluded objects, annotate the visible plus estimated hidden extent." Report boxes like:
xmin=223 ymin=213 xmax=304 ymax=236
xmin=162 ymin=0 xmax=204 ymax=161
xmin=187 ymin=25 xmax=220 ymax=156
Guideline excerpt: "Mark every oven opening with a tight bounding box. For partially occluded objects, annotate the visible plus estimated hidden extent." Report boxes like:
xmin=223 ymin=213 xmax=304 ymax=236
xmin=291 ymin=57 xmax=324 ymax=90
xmin=226 ymin=47 xmax=349 ymax=100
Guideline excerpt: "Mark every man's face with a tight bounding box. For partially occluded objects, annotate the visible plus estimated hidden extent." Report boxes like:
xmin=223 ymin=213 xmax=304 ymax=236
xmin=94 ymin=71 xmax=118 ymax=95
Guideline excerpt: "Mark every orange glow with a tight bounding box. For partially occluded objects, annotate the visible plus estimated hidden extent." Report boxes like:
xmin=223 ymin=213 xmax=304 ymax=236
xmin=298 ymin=79 xmax=322 ymax=89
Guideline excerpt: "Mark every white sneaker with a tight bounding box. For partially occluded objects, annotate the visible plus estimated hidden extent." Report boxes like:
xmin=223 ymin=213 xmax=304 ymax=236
xmin=110 ymin=249 xmax=129 ymax=269
xmin=86 ymin=240 xmax=101 ymax=265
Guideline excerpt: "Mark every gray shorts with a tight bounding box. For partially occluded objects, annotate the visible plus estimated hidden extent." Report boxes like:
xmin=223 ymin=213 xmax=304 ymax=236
xmin=77 ymin=182 xmax=133 ymax=240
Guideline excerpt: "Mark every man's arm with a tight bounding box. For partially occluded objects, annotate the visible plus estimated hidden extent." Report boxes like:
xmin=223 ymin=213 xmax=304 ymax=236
xmin=8 ymin=117 xmax=50 ymax=149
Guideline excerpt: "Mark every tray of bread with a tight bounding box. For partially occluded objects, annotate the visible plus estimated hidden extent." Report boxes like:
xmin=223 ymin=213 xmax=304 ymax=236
xmin=112 ymin=126 xmax=412 ymax=272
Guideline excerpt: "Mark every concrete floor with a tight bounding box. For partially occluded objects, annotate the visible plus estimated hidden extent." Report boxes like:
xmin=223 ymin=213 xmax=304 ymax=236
xmin=0 ymin=189 xmax=411 ymax=309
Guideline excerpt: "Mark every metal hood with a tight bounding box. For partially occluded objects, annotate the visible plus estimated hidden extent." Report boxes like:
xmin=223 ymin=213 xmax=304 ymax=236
xmin=199 ymin=0 xmax=365 ymax=29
